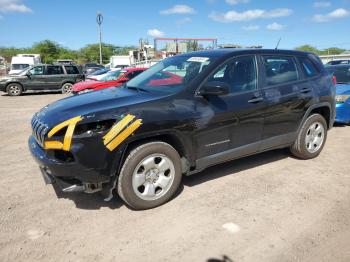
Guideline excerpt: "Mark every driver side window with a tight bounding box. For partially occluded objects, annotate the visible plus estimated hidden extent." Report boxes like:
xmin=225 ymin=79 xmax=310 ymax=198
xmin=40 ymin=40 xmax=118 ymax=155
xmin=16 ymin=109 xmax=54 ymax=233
xmin=29 ymin=66 xmax=44 ymax=75
xmin=209 ymin=56 xmax=257 ymax=94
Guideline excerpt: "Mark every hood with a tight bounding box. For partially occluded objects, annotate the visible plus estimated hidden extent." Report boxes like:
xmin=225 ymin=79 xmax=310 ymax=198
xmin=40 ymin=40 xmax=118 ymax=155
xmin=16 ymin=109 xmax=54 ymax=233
xmin=0 ymin=74 xmax=26 ymax=81
xmin=72 ymin=79 xmax=100 ymax=92
xmin=34 ymin=87 xmax=163 ymax=127
xmin=336 ymin=83 xmax=350 ymax=95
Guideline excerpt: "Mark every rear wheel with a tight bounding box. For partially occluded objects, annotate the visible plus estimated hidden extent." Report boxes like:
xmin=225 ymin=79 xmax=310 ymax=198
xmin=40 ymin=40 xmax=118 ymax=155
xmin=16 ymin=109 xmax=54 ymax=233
xmin=61 ymin=83 xmax=73 ymax=94
xmin=290 ymin=114 xmax=327 ymax=159
xmin=6 ymin=83 xmax=23 ymax=96
xmin=118 ymin=141 xmax=182 ymax=210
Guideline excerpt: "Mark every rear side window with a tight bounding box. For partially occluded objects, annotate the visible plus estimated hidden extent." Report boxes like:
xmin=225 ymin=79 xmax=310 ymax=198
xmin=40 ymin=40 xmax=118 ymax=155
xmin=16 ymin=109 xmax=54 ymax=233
xmin=263 ymin=56 xmax=299 ymax=86
xmin=298 ymin=57 xmax=319 ymax=78
xmin=64 ymin=66 xmax=79 ymax=74
xmin=46 ymin=66 xmax=64 ymax=75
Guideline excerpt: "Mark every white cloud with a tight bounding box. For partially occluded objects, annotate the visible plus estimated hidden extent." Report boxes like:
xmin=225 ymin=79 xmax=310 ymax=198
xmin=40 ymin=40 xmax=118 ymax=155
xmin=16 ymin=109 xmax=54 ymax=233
xmin=226 ymin=0 xmax=250 ymax=5
xmin=209 ymin=8 xmax=292 ymax=22
xmin=266 ymin=22 xmax=285 ymax=30
xmin=160 ymin=5 xmax=195 ymax=15
xmin=147 ymin=29 xmax=164 ymax=38
xmin=242 ymin=25 xmax=260 ymax=30
xmin=176 ymin=17 xmax=192 ymax=25
xmin=0 ymin=0 xmax=32 ymax=13
xmin=313 ymin=1 xmax=331 ymax=8
xmin=313 ymin=8 xmax=349 ymax=22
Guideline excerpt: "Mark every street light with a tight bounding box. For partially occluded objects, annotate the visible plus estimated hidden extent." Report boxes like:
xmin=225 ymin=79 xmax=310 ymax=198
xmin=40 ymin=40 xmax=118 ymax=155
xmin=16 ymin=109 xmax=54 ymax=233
xmin=96 ymin=12 xmax=103 ymax=65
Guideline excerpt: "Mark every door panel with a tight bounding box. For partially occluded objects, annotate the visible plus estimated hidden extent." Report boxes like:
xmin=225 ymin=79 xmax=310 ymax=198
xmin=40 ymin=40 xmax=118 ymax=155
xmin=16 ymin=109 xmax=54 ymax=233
xmin=259 ymin=55 xmax=308 ymax=144
xmin=193 ymin=55 xmax=265 ymax=165
xmin=24 ymin=66 xmax=46 ymax=90
xmin=45 ymin=65 xmax=66 ymax=89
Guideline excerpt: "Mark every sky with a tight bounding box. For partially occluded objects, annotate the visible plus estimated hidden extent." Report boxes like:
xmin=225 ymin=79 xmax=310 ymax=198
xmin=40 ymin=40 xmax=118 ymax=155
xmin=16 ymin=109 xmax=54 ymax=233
xmin=0 ymin=0 xmax=349 ymax=50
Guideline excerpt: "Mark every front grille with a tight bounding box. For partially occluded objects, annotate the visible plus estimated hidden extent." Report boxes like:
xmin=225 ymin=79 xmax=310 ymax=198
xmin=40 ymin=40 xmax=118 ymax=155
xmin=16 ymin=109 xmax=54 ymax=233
xmin=31 ymin=116 xmax=48 ymax=147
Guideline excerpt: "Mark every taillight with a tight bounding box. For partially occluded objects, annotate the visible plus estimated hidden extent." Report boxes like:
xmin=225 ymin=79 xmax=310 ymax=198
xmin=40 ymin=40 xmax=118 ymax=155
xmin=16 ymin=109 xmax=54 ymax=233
xmin=332 ymin=75 xmax=337 ymax=85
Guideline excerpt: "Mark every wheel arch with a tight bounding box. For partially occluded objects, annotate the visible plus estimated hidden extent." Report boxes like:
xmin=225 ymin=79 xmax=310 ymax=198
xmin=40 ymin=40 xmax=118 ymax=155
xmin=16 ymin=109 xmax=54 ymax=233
xmin=117 ymin=132 xmax=192 ymax=176
xmin=5 ymin=81 xmax=25 ymax=91
xmin=299 ymin=103 xmax=332 ymax=132
xmin=61 ymin=81 xmax=74 ymax=87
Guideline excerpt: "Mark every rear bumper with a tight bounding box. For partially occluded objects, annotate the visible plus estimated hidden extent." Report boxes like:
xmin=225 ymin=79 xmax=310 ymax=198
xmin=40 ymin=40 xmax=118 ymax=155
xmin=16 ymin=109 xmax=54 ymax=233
xmin=335 ymin=102 xmax=350 ymax=124
xmin=28 ymin=135 xmax=112 ymax=191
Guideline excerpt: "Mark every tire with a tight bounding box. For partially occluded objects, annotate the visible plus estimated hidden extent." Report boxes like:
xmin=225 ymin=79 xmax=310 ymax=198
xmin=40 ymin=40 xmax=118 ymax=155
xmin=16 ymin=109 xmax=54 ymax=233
xmin=290 ymin=114 xmax=328 ymax=159
xmin=118 ymin=141 xmax=182 ymax=210
xmin=6 ymin=83 xmax=23 ymax=96
xmin=61 ymin=83 xmax=73 ymax=94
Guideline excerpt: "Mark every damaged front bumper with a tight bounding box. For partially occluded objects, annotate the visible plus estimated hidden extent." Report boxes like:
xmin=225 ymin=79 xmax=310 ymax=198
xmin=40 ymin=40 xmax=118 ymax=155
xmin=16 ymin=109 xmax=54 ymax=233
xmin=28 ymin=135 xmax=120 ymax=198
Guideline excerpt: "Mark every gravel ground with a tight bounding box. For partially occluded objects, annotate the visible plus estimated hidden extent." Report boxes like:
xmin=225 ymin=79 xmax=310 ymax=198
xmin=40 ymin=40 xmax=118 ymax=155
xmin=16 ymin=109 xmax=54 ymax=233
xmin=0 ymin=93 xmax=349 ymax=262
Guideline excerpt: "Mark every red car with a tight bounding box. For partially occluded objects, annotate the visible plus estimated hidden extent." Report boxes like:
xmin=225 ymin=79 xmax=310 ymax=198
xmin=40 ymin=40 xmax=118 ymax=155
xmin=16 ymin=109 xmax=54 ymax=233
xmin=72 ymin=68 xmax=147 ymax=94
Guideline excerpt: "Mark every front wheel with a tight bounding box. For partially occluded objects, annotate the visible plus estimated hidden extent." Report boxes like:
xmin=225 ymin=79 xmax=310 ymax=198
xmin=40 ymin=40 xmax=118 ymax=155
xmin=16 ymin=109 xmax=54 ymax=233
xmin=6 ymin=83 xmax=23 ymax=96
xmin=118 ymin=142 xmax=182 ymax=210
xmin=290 ymin=114 xmax=328 ymax=159
xmin=61 ymin=83 xmax=73 ymax=94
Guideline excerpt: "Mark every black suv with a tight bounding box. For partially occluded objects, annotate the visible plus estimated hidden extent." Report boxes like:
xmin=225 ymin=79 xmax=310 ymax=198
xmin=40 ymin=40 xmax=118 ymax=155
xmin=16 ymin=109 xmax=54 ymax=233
xmin=0 ymin=64 xmax=83 ymax=96
xmin=28 ymin=49 xmax=335 ymax=209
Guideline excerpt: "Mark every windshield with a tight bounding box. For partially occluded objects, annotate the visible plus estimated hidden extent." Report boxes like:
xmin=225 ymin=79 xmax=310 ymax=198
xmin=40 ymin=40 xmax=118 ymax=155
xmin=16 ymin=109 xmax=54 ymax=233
xmin=125 ymin=55 xmax=216 ymax=94
xmin=100 ymin=70 xmax=122 ymax=81
xmin=11 ymin=64 xmax=30 ymax=70
xmin=90 ymin=68 xmax=109 ymax=76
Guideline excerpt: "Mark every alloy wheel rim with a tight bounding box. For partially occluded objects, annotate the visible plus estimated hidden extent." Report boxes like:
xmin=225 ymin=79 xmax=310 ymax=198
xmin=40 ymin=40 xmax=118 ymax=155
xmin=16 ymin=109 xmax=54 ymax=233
xmin=9 ymin=85 xmax=20 ymax=95
xmin=63 ymin=84 xmax=73 ymax=93
xmin=305 ymin=121 xmax=325 ymax=153
xmin=132 ymin=154 xmax=175 ymax=201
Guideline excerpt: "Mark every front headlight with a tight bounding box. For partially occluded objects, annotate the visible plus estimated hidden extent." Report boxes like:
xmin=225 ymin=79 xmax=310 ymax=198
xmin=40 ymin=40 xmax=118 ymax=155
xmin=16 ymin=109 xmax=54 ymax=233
xmin=335 ymin=95 xmax=350 ymax=103
xmin=74 ymin=119 xmax=115 ymax=136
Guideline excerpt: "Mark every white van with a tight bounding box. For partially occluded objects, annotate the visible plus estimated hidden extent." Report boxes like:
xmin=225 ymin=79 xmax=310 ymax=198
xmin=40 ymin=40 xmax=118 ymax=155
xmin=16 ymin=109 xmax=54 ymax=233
xmin=9 ymin=54 xmax=41 ymax=75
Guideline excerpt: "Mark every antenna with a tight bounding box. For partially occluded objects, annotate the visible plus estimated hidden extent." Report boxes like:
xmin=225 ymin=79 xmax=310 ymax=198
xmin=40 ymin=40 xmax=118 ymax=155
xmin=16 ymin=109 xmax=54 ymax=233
xmin=275 ymin=37 xmax=281 ymax=49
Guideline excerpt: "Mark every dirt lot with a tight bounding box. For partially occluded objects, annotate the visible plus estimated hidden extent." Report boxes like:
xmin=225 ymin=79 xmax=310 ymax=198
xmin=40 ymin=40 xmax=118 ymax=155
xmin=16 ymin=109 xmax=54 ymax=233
xmin=0 ymin=93 xmax=349 ymax=262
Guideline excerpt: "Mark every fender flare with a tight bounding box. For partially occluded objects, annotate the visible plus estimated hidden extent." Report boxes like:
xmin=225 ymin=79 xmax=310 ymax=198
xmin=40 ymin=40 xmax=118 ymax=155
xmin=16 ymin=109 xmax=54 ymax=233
xmin=297 ymin=102 xmax=332 ymax=133
xmin=5 ymin=82 xmax=25 ymax=91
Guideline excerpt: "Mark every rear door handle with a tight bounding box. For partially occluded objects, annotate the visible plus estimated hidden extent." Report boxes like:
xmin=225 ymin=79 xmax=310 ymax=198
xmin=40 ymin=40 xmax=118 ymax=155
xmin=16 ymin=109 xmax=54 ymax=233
xmin=248 ymin=97 xmax=264 ymax=103
xmin=300 ymin=88 xmax=312 ymax=93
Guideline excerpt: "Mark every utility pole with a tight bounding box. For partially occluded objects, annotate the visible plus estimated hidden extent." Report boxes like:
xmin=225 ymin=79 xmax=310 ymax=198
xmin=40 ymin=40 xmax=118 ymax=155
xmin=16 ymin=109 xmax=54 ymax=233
xmin=96 ymin=12 xmax=103 ymax=65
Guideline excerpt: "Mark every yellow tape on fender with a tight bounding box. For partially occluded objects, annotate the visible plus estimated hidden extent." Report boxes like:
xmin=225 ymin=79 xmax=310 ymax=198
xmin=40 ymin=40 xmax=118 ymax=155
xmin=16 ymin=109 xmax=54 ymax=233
xmin=44 ymin=116 xmax=83 ymax=151
xmin=102 ymin=114 xmax=135 ymax=145
xmin=106 ymin=119 xmax=142 ymax=151
xmin=103 ymin=115 xmax=142 ymax=151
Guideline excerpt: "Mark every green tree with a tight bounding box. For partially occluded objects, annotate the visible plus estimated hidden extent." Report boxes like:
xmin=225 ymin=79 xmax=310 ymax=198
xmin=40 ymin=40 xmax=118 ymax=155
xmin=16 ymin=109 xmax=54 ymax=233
xmin=31 ymin=40 xmax=61 ymax=63
xmin=78 ymin=44 xmax=136 ymax=64
xmin=295 ymin=45 xmax=320 ymax=54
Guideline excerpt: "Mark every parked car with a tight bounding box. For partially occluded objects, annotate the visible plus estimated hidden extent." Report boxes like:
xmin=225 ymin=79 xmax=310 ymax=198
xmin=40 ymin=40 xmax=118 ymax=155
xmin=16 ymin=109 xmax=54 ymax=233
xmin=82 ymin=63 xmax=104 ymax=75
xmin=29 ymin=49 xmax=335 ymax=210
xmin=326 ymin=64 xmax=350 ymax=124
xmin=0 ymin=64 xmax=83 ymax=96
xmin=327 ymin=60 xmax=350 ymax=65
xmin=86 ymin=67 xmax=110 ymax=80
xmin=72 ymin=68 xmax=146 ymax=94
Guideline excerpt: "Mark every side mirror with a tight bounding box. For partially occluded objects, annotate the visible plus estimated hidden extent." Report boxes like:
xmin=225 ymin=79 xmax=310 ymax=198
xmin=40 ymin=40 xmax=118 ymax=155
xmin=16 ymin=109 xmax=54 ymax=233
xmin=198 ymin=81 xmax=229 ymax=96
xmin=25 ymin=71 xmax=32 ymax=78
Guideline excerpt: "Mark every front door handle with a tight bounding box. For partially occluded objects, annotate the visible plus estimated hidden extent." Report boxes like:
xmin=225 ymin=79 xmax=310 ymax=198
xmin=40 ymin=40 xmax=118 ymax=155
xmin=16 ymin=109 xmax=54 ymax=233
xmin=248 ymin=97 xmax=264 ymax=103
